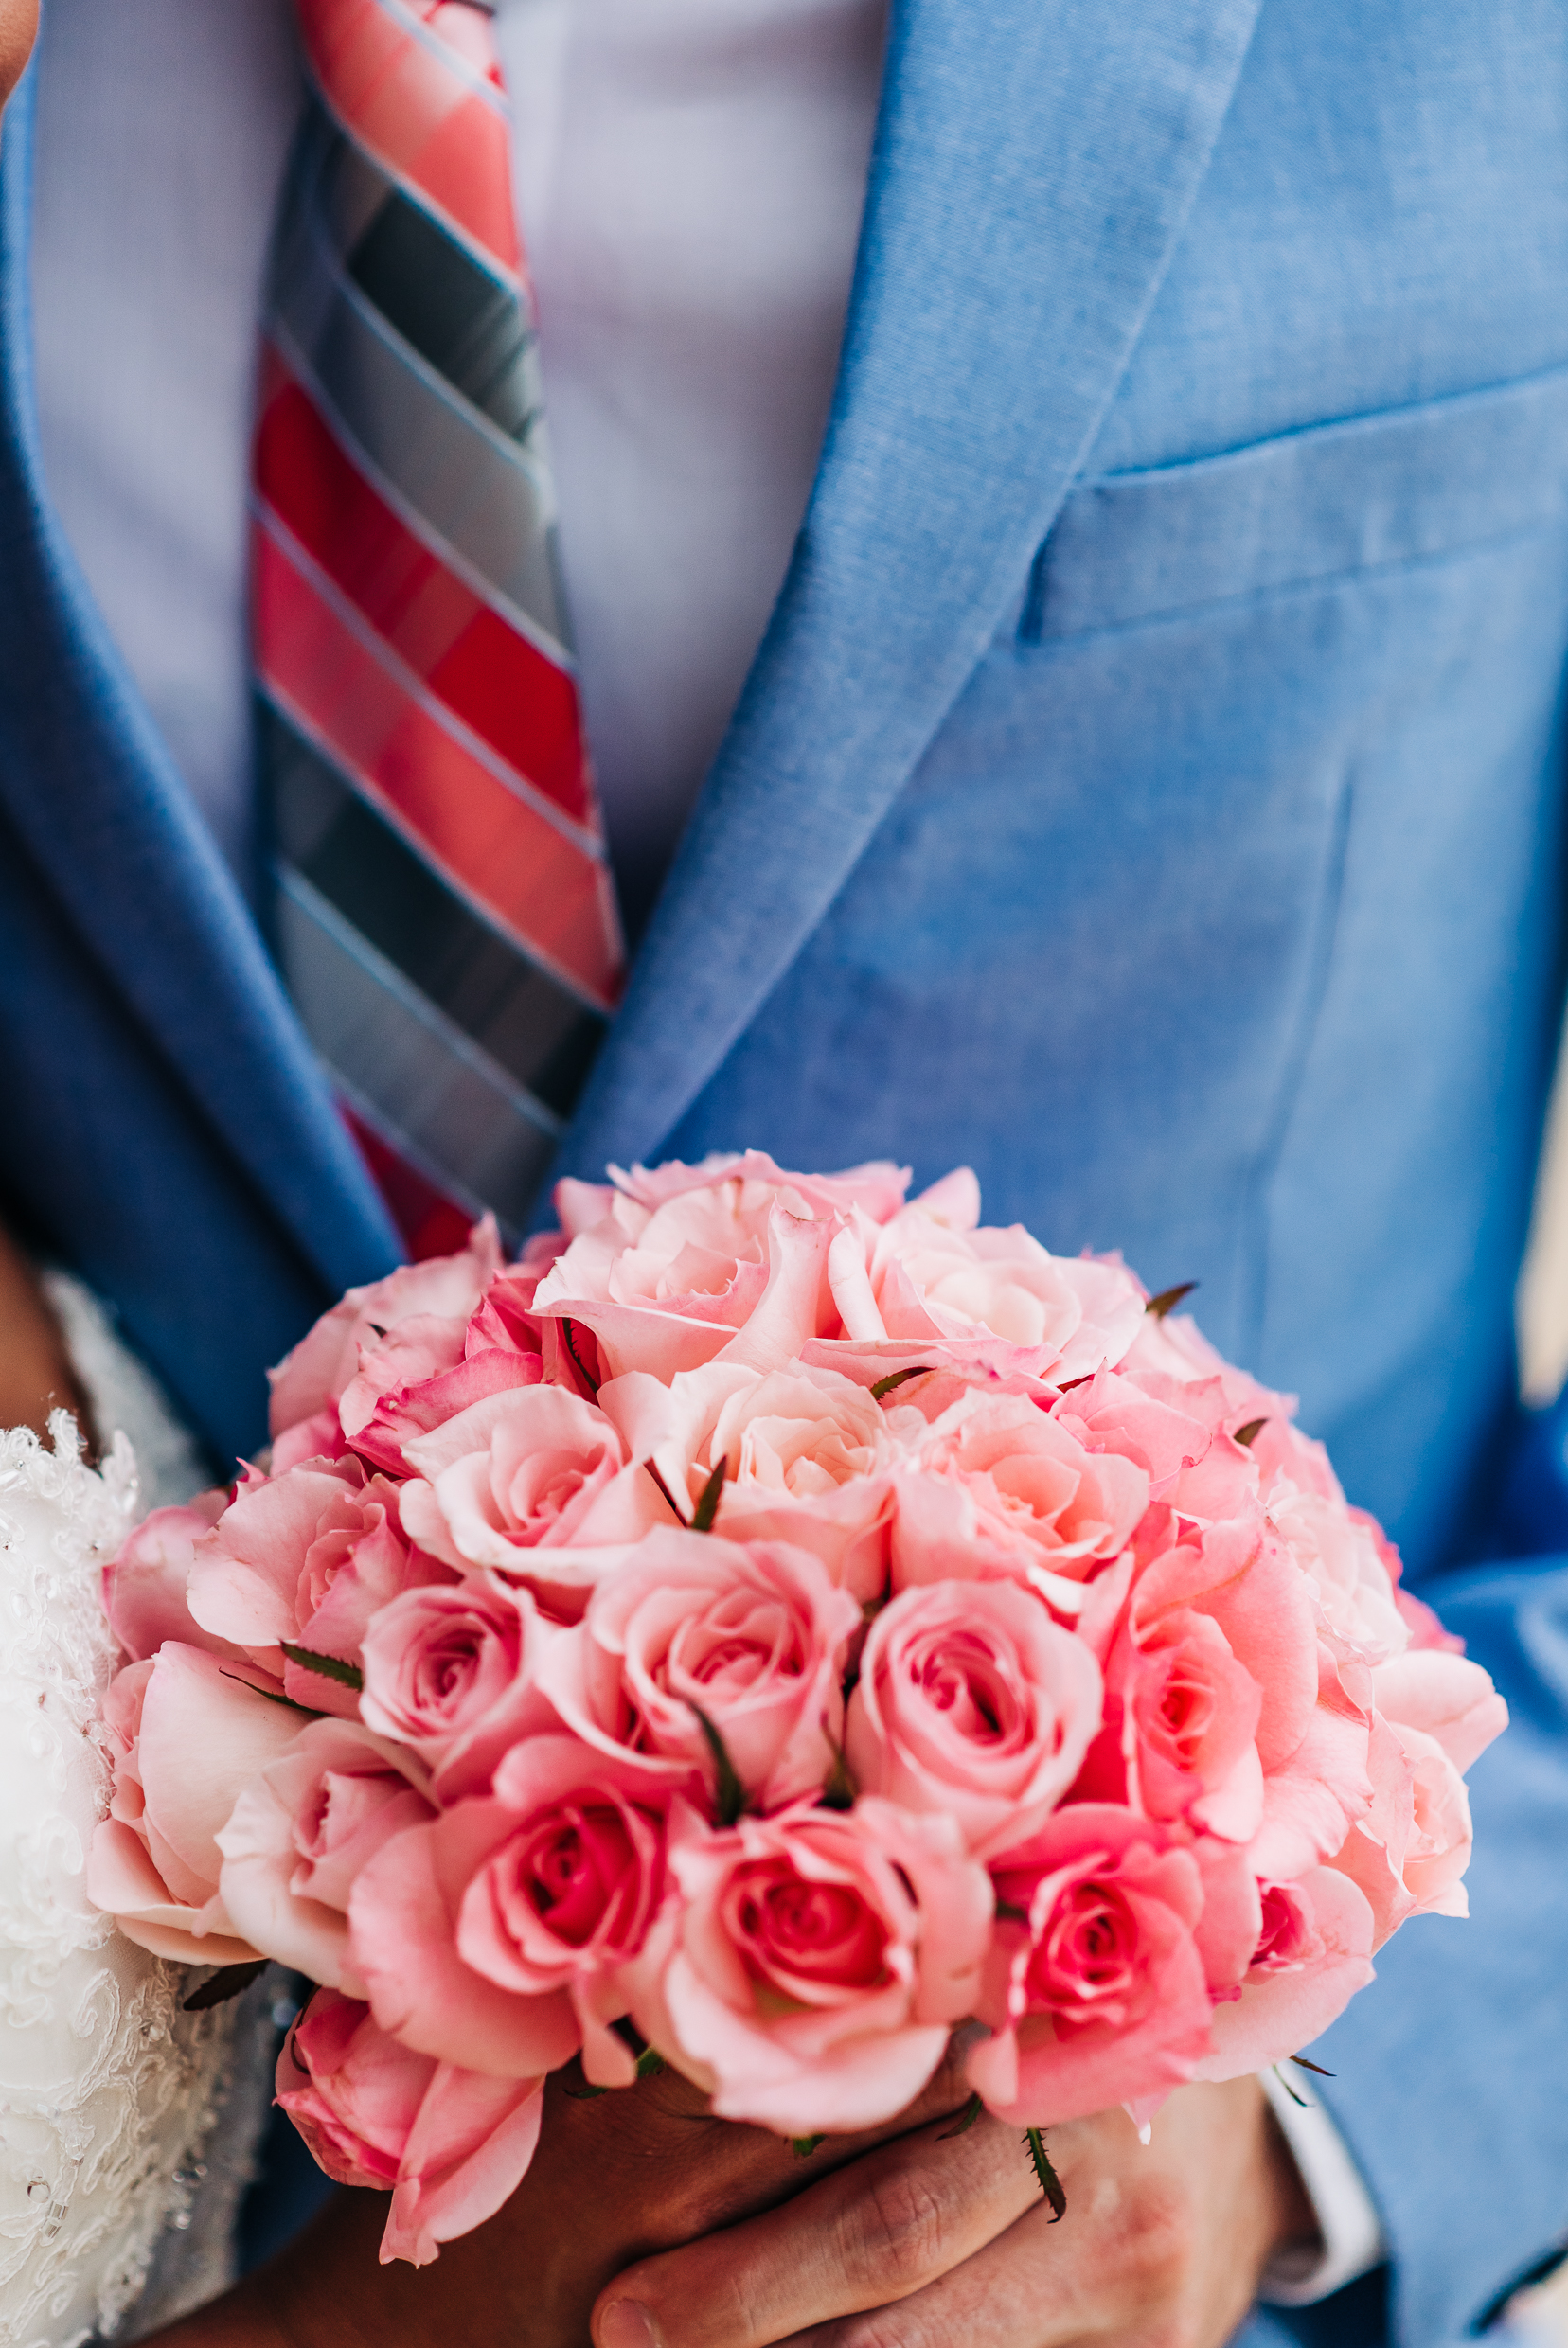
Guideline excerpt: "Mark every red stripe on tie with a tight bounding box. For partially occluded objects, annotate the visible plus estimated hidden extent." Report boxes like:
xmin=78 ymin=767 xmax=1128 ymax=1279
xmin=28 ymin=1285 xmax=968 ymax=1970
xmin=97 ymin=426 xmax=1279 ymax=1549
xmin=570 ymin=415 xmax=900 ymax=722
xmin=256 ymin=357 xmax=591 ymax=827
xmin=297 ymin=0 xmax=522 ymax=279
xmin=343 ymin=1103 xmax=476 ymax=1258
xmin=256 ymin=525 xmax=622 ymax=1008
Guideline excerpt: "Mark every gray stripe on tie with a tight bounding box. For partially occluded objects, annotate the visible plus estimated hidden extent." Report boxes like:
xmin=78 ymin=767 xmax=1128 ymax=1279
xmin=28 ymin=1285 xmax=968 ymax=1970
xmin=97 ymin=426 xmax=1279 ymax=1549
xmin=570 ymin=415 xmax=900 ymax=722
xmin=277 ymin=869 xmax=560 ymax=1233
xmin=269 ymin=114 xmax=568 ymax=651
xmin=265 ymin=699 xmax=606 ymax=1120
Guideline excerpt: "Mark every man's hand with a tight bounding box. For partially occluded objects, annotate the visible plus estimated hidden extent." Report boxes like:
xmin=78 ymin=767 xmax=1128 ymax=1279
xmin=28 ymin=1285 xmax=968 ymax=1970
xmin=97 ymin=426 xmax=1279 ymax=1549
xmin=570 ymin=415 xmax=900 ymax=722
xmin=591 ymin=2075 xmax=1315 ymax=2348
xmin=0 ymin=1220 xmax=92 ymax=1445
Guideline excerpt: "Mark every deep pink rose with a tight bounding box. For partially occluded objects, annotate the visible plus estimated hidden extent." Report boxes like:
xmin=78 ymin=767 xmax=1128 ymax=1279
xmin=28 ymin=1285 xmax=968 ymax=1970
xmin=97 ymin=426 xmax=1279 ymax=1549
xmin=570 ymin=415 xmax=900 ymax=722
xmin=600 ymin=1360 xmax=895 ymax=1597
xmin=889 ymin=1392 xmax=1148 ymax=1592
xmin=967 ymin=1805 xmax=1213 ymax=2127
xmin=101 ymin=1490 xmax=236 ymax=1662
xmin=268 ymin=1219 xmax=503 ymax=1469
xmin=537 ymin=1528 xmax=860 ymax=1812
xmin=627 ymin=1797 xmax=991 ymax=2134
xmin=358 ymin=1579 xmax=559 ymax=1798
xmin=347 ymin=1744 xmax=665 ymax=2084
xmin=276 ymin=1988 xmax=544 ymax=2267
xmin=187 ymin=1459 xmax=446 ymax=1715
xmin=1192 ymin=1868 xmax=1376 ymax=2079
xmin=397 ymin=1385 xmax=662 ymax=1593
xmin=86 ymin=1643 xmax=304 ymax=1962
xmin=845 ymin=1578 xmax=1102 ymax=1856
xmin=217 ymin=1717 xmax=436 ymax=1989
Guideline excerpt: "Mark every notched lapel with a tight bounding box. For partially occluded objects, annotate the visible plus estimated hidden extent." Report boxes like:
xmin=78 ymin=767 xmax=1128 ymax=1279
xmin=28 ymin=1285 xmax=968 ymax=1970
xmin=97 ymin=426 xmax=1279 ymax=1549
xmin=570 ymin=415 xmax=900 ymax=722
xmin=561 ymin=0 xmax=1263 ymax=1186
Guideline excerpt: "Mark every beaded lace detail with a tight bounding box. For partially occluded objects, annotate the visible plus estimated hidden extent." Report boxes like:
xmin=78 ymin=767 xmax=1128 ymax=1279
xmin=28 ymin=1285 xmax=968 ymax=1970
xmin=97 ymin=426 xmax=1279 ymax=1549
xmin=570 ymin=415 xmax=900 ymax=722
xmin=0 ymin=1414 xmax=256 ymax=2348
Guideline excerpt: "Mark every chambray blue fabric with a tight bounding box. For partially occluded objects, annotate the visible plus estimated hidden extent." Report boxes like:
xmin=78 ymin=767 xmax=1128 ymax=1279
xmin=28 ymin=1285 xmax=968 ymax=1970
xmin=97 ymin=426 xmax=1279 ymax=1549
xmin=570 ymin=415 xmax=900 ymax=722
xmin=4 ymin=0 xmax=1568 ymax=2338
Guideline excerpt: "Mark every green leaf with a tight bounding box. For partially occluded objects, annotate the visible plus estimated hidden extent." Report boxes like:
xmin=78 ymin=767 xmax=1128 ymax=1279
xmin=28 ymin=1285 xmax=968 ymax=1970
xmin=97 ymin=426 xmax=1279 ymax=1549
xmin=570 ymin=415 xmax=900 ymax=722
xmin=561 ymin=1317 xmax=600 ymax=1396
xmin=1271 ymin=2062 xmax=1310 ymax=2108
xmin=1025 ymin=2128 xmax=1066 ymax=2221
xmin=644 ymin=1460 xmax=689 ymax=1525
xmin=819 ymin=1723 xmax=857 ymax=1812
xmin=635 ymin=2046 xmax=667 ymax=2080
xmin=183 ymin=1961 xmax=266 ymax=2013
xmin=686 ymin=1699 xmax=746 ymax=1825
xmin=792 ymin=2135 xmax=826 ymax=2159
xmin=1145 ymin=1282 xmax=1197 ymax=1321
xmin=1232 ymin=1417 xmax=1268 ymax=1449
xmin=562 ymin=2081 xmax=610 ymax=2100
xmin=281 ymin=1643 xmax=364 ymax=1691
xmin=869 ymin=1366 xmax=934 ymax=1401
xmin=691 ymin=1455 xmax=728 ymax=1533
xmin=939 ymin=2092 xmax=984 ymax=2141
xmin=219 ymin=1670 xmax=322 ymax=1717
xmin=993 ymin=1897 xmax=1028 ymax=1923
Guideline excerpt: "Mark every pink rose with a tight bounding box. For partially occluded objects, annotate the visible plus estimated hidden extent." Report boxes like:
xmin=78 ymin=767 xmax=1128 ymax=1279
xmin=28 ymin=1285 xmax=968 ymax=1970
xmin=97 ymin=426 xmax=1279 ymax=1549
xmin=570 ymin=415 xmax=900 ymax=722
xmin=627 ymin=1797 xmax=991 ymax=2134
xmin=826 ymin=1196 xmax=1146 ymax=1381
xmin=101 ymin=1490 xmax=236 ymax=1662
xmin=532 ymin=1153 xmax=903 ymax=1383
xmin=86 ymin=1643 xmax=304 ymax=1962
xmin=348 ymin=1744 xmax=665 ymax=2084
xmin=276 ymin=1988 xmax=544 ymax=2267
xmin=218 ymin=1717 xmax=435 ymax=1988
xmin=1368 ymin=1648 xmax=1507 ymax=1772
xmin=600 ymin=1360 xmax=894 ymax=1598
xmin=537 ymin=1528 xmax=860 ymax=1811
xmin=358 ymin=1579 xmax=559 ymax=1798
xmin=966 ymin=1805 xmax=1214 ymax=2127
xmin=845 ymin=1579 xmax=1102 ymax=1856
xmin=1327 ymin=1710 xmax=1477 ymax=1947
xmin=397 ymin=1385 xmax=662 ymax=1598
xmin=1267 ymin=1484 xmax=1410 ymax=1662
xmin=268 ymin=1218 xmax=503 ymax=1469
xmin=187 ymin=1459 xmax=446 ymax=1715
xmin=1192 ymin=1868 xmax=1376 ymax=2079
xmin=889 ymin=1392 xmax=1148 ymax=1592
xmin=1094 ymin=1602 xmax=1267 ymax=1844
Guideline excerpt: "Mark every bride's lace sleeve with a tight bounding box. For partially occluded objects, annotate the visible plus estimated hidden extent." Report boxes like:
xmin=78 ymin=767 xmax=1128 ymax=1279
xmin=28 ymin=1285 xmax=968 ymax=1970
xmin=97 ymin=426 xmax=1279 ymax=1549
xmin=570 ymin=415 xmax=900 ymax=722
xmin=0 ymin=1414 xmax=273 ymax=2348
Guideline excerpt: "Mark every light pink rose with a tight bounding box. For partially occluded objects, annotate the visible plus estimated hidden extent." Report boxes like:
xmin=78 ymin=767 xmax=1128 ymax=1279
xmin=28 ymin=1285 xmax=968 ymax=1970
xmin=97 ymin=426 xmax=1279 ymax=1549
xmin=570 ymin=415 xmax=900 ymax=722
xmin=86 ymin=1643 xmax=304 ymax=1962
xmin=1192 ymin=1868 xmax=1376 ymax=2079
xmin=966 ymin=1805 xmax=1213 ymax=2127
xmin=846 ymin=1579 xmax=1102 ymax=1856
xmin=627 ymin=1796 xmax=991 ymax=2134
xmin=276 ymin=1988 xmax=544 ymax=2267
xmin=1267 ymin=1484 xmax=1410 ymax=1663
xmin=600 ymin=1359 xmax=895 ymax=1598
xmin=358 ymin=1580 xmax=559 ymax=1798
xmin=1368 ymin=1648 xmax=1507 ymax=1772
xmin=889 ymin=1391 xmax=1149 ymax=1592
xmin=101 ymin=1490 xmax=236 ymax=1662
xmin=187 ymin=1459 xmax=447 ymax=1716
xmin=268 ymin=1219 xmax=503 ymax=1468
xmin=397 ymin=1385 xmax=662 ymax=1591
xmin=826 ymin=1198 xmax=1146 ymax=1381
xmin=537 ymin=1529 xmax=860 ymax=1812
xmin=1327 ymin=1710 xmax=1477 ymax=1947
xmin=217 ymin=1718 xmax=436 ymax=1989
xmin=347 ymin=1748 xmax=665 ymax=2084
xmin=533 ymin=1154 xmax=904 ymax=1382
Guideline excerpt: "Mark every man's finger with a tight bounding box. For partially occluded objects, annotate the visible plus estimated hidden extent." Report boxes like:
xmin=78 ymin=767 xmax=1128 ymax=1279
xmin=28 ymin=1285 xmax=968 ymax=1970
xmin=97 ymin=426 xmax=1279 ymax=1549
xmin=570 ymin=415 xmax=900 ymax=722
xmin=591 ymin=2108 xmax=1039 ymax=2348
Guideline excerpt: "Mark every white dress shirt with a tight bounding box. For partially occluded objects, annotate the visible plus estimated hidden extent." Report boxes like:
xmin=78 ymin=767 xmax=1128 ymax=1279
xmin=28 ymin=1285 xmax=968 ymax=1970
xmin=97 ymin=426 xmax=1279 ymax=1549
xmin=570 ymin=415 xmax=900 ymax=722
xmin=25 ymin=0 xmax=1380 ymax=2300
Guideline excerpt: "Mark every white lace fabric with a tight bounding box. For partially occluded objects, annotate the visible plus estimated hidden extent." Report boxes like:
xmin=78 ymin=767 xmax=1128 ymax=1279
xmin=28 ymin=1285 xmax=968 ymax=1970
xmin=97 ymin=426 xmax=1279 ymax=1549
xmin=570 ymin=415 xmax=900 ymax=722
xmin=0 ymin=1379 xmax=270 ymax=2348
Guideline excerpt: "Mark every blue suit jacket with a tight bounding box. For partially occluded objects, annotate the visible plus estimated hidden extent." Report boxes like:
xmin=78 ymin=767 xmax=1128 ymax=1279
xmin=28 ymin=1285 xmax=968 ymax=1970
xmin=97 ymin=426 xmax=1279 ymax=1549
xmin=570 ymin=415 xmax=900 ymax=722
xmin=5 ymin=2 xmax=1568 ymax=2338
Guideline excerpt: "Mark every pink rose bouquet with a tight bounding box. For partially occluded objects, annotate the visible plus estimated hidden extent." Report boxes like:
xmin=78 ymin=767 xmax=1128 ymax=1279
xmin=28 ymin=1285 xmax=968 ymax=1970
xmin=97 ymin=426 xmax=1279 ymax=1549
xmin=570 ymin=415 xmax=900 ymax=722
xmin=87 ymin=1153 xmax=1506 ymax=2262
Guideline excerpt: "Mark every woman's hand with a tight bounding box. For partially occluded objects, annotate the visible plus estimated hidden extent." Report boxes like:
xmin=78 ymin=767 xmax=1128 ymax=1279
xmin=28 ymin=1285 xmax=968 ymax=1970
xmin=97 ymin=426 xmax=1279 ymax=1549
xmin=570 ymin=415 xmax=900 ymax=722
xmin=0 ymin=1219 xmax=92 ymax=1443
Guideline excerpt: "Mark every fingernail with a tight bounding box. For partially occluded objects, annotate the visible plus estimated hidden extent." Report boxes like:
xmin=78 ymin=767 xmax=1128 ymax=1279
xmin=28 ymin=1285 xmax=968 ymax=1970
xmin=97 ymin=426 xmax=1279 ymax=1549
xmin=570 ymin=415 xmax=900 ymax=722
xmin=598 ymin=2302 xmax=659 ymax=2348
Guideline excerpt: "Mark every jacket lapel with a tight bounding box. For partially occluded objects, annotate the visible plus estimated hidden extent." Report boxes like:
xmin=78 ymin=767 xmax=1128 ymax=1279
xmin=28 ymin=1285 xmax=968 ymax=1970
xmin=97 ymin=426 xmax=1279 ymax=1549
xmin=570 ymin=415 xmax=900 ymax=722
xmin=561 ymin=0 xmax=1261 ymax=1186
xmin=0 ymin=64 xmax=399 ymax=1289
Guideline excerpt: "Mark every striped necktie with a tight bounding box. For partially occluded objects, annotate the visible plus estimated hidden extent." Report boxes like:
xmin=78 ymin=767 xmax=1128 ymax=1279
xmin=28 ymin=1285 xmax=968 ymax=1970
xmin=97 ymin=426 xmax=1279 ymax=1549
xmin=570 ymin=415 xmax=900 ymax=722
xmin=253 ymin=0 xmax=624 ymax=1254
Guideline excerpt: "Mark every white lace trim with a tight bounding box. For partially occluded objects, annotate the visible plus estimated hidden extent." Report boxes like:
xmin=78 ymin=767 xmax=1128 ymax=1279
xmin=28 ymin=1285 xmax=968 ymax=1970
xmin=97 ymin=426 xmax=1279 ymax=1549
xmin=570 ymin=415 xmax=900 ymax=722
xmin=0 ymin=1415 xmax=246 ymax=2348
